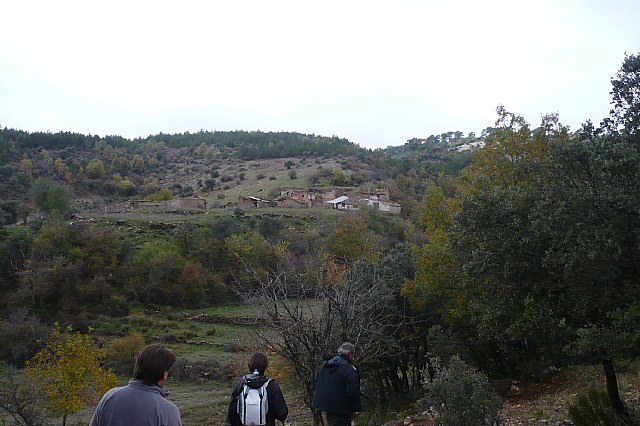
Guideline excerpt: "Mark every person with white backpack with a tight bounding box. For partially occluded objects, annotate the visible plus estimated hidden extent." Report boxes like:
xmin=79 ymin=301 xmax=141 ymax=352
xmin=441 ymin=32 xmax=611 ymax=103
xmin=225 ymin=351 xmax=288 ymax=426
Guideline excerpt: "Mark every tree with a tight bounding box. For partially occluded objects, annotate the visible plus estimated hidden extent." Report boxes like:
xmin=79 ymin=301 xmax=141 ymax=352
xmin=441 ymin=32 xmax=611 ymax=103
xmin=452 ymin=128 xmax=640 ymax=417
xmin=19 ymin=155 xmax=33 ymax=182
xmin=0 ymin=367 xmax=48 ymax=426
xmin=132 ymin=240 xmax=184 ymax=304
xmin=30 ymin=179 xmax=73 ymax=214
xmin=85 ymin=158 xmax=106 ymax=178
xmin=607 ymin=51 xmax=640 ymax=139
xmin=0 ymin=309 xmax=49 ymax=367
xmin=0 ymin=200 xmax=19 ymax=227
xmin=330 ymin=168 xmax=345 ymax=186
xmin=403 ymin=182 xmax=464 ymax=319
xmin=234 ymin=251 xmax=416 ymax=425
xmin=144 ymin=188 xmax=173 ymax=201
xmin=327 ymin=215 xmax=381 ymax=264
xmin=25 ymin=323 xmax=117 ymax=426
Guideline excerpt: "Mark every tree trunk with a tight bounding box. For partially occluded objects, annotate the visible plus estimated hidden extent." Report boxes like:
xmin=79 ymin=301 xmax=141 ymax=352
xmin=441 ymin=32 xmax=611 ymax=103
xmin=62 ymin=411 xmax=68 ymax=426
xmin=602 ymin=358 xmax=628 ymax=417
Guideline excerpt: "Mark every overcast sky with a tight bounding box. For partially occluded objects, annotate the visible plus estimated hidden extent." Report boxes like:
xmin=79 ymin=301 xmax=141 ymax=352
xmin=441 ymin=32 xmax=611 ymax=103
xmin=1 ymin=1 xmax=639 ymax=149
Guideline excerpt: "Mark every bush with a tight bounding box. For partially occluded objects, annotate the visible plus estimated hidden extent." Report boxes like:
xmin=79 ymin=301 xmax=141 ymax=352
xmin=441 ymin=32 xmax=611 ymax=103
xmin=419 ymin=355 xmax=501 ymax=426
xmin=169 ymin=358 xmax=222 ymax=382
xmin=0 ymin=367 xmax=48 ymax=426
xmin=355 ymin=406 xmax=397 ymax=426
xmin=0 ymin=309 xmax=49 ymax=367
xmin=107 ymin=333 xmax=146 ymax=375
xmin=568 ymin=388 xmax=619 ymax=426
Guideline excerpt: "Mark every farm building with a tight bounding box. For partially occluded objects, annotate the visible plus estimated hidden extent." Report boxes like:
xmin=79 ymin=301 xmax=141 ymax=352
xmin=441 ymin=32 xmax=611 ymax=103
xmin=238 ymin=195 xmax=277 ymax=208
xmin=326 ymin=195 xmax=355 ymax=210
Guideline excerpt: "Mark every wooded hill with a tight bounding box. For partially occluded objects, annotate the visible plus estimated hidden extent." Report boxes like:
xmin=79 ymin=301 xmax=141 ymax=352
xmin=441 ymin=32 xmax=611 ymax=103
xmin=0 ymin=52 xmax=639 ymax=426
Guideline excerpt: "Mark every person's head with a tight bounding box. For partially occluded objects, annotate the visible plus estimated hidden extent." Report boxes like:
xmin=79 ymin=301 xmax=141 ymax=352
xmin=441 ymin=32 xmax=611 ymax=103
xmin=248 ymin=351 xmax=269 ymax=374
xmin=338 ymin=342 xmax=355 ymax=361
xmin=133 ymin=344 xmax=176 ymax=386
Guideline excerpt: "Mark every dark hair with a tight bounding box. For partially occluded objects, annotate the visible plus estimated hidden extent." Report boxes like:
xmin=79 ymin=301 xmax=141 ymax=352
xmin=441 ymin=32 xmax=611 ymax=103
xmin=133 ymin=344 xmax=176 ymax=385
xmin=248 ymin=351 xmax=269 ymax=374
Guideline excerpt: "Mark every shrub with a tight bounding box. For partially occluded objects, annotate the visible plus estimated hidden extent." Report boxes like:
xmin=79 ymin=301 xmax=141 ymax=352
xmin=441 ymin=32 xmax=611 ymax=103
xmin=568 ymin=388 xmax=618 ymax=426
xmin=355 ymin=406 xmax=397 ymax=426
xmin=107 ymin=333 xmax=146 ymax=375
xmin=169 ymin=358 xmax=221 ymax=382
xmin=0 ymin=309 xmax=49 ymax=367
xmin=419 ymin=355 xmax=501 ymax=426
xmin=0 ymin=368 xmax=48 ymax=426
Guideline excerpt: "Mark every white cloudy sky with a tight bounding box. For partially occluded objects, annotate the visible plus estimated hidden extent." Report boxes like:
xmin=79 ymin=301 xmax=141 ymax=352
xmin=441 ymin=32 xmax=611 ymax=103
xmin=1 ymin=0 xmax=639 ymax=149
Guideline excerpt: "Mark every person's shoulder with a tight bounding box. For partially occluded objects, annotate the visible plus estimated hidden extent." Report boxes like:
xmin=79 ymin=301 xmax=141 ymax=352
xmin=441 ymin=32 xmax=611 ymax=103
xmin=100 ymin=384 xmax=127 ymax=400
xmin=158 ymin=394 xmax=181 ymax=413
xmin=264 ymin=377 xmax=279 ymax=386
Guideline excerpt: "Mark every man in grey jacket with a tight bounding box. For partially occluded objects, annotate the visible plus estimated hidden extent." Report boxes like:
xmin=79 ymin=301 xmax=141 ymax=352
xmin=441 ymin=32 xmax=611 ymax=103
xmin=89 ymin=344 xmax=182 ymax=426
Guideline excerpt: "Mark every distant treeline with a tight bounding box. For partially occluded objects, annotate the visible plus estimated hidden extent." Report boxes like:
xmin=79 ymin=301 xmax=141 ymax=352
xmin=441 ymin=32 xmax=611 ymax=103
xmin=0 ymin=128 xmax=362 ymax=162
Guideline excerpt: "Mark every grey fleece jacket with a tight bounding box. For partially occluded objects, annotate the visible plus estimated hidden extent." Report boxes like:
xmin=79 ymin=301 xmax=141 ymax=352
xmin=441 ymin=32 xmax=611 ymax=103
xmin=89 ymin=378 xmax=182 ymax=426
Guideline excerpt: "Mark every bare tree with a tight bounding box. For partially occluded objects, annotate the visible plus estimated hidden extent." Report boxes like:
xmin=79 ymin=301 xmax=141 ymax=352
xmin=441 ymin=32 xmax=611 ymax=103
xmin=0 ymin=368 xmax=48 ymax=426
xmin=234 ymin=253 xmax=410 ymax=425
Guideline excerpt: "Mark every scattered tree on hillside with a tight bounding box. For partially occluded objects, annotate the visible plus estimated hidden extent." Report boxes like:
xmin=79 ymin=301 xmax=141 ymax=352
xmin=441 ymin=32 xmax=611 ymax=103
xmin=327 ymin=215 xmax=381 ymax=264
xmin=143 ymin=187 xmax=173 ymax=201
xmin=30 ymin=178 xmax=73 ymax=214
xmin=85 ymin=158 xmax=106 ymax=179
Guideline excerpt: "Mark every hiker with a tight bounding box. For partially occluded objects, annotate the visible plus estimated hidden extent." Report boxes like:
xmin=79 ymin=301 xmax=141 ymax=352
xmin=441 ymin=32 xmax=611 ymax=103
xmin=89 ymin=344 xmax=182 ymax=426
xmin=312 ymin=342 xmax=362 ymax=426
xmin=226 ymin=351 xmax=288 ymax=426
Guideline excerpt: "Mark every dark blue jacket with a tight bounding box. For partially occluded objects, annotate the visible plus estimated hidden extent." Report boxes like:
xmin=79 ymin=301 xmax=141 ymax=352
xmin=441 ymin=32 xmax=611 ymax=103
xmin=312 ymin=354 xmax=362 ymax=415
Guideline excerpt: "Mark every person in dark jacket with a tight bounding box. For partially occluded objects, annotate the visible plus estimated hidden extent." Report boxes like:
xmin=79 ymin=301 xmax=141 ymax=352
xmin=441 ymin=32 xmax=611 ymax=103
xmin=225 ymin=351 xmax=288 ymax=426
xmin=312 ymin=342 xmax=362 ymax=426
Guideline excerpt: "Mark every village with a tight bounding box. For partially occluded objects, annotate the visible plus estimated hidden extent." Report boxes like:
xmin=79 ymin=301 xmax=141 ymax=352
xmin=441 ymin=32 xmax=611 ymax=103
xmin=102 ymin=187 xmax=401 ymax=215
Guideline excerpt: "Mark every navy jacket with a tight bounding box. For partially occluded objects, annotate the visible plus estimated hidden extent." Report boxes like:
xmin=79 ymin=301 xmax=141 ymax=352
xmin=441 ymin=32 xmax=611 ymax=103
xmin=225 ymin=372 xmax=288 ymax=426
xmin=312 ymin=354 xmax=362 ymax=415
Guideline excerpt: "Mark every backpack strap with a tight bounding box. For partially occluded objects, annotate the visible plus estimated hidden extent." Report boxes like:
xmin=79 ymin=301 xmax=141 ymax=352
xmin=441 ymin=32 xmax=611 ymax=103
xmin=260 ymin=379 xmax=271 ymax=424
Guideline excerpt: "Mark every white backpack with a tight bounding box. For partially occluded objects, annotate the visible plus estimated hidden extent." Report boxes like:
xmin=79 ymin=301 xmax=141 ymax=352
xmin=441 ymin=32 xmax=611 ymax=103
xmin=237 ymin=377 xmax=271 ymax=426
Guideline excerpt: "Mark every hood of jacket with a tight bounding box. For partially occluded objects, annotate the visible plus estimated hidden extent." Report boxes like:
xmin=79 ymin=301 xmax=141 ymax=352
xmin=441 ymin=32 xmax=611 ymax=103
xmin=242 ymin=372 xmax=270 ymax=389
xmin=323 ymin=354 xmax=351 ymax=372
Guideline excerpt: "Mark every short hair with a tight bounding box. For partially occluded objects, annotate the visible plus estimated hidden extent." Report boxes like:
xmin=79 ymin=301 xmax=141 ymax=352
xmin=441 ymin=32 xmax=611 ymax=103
xmin=338 ymin=342 xmax=355 ymax=357
xmin=133 ymin=344 xmax=176 ymax=385
xmin=248 ymin=351 xmax=269 ymax=374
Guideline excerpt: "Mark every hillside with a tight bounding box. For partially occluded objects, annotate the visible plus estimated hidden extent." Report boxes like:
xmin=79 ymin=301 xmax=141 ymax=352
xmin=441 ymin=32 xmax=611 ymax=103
xmin=2 ymin=116 xmax=640 ymax=426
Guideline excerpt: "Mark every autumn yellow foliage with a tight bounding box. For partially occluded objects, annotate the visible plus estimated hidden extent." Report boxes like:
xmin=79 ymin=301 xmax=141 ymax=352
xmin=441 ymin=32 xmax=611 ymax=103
xmin=25 ymin=323 xmax=117 ymax=425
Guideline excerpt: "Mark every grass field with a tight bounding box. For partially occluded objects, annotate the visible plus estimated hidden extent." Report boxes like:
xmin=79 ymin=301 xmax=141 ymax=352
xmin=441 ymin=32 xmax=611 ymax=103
xmin=51 ymin=302 xmax=316 ymax=426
